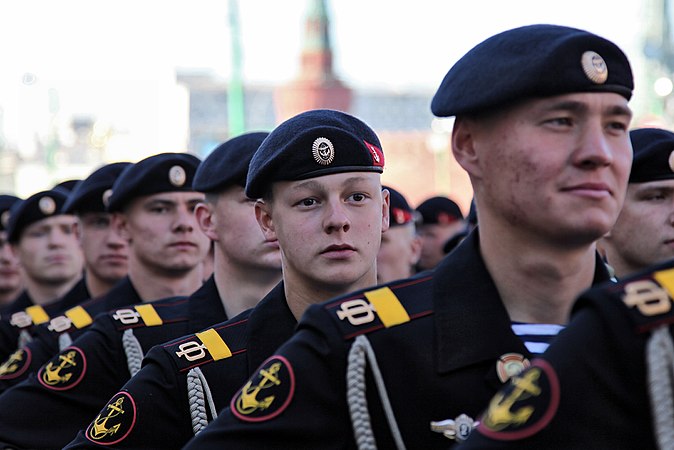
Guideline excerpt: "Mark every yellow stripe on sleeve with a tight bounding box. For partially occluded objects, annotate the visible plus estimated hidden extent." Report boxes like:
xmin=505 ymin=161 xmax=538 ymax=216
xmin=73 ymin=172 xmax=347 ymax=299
xmin=65 ymin=306 xmax=93 ymax=329
xmin=135 ymin=304 xmax=163 ymax=326
xmin=654 ymin=268 xmax=674 ymax=298
xmin=364 ymin=287 xmax=410 ymax=328
xmin=25 ymin=305 xmax=49 ymax=325
xmin=196 ymin=328 xmax=233 ymax=361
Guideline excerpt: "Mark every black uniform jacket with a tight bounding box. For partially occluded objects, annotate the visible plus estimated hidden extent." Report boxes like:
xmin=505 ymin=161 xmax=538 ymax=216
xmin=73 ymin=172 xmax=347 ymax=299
xmin=184 ymin=231 xmax=611 ymax=450
xmin=0 ymin=278 xmax=90 ymax=360
xmin=0 ymin=277 xmax=140 ymax=392
xmin=64 ymin=281 xmax=296 ymax=449
xmin=0 ymin=277 xmax=226 ymax=450
xmin=461 ymin=260 xmax=672 ymax=449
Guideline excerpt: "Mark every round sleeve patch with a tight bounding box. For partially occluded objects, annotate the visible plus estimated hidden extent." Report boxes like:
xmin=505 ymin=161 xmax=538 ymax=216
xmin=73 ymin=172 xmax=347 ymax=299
xmin=0 ymin=348 xmax=32 ymax=380
xmin=85 ymin=391 xmax=137 ymax=445
xmin=37 ymin=346 xmax=87 ymax=391
xmin=231 ymin=355 xmax=295 ymax=422
xmin=476 ymin=359 xmax=560 ymax=441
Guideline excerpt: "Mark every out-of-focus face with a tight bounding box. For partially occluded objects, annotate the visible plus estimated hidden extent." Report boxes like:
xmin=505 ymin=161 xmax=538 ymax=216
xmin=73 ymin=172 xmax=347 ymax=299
xmin=118 ymin=191 xmax=210 ymax=274
xmin=416 ymin=221 xmax=465 ymax=271
xmin=13 ymin=215 xmax=83 ymax=286
xmin=461 ymin=92 xmax=632 ymax=246
xmin=257 ymin=172 xmax=389 ymax=292
xmin=202 ymin=185 xmax=281 ymax=272
xmin=602 ymin=179 xmax=674 ymax=277
xmin=0 ymin=230 xmax=22 ymax=302
xmin=78 ymin=212 xmax=129 ymax=285
xmin=376 ymin=223 xmax=421 ymax=284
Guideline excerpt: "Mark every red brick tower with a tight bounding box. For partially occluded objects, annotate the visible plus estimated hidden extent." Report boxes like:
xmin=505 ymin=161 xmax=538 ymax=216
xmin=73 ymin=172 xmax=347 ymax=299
xmin=274 ymin=0 xmax=352 ymax=122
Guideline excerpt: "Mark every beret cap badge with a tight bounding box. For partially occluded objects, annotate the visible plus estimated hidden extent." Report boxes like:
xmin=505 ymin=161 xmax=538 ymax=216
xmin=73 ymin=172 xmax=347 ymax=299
xmin=39 ymin=196 xmax=56 ymax=215
xmin=102 ymin=189 xmax=113 ymax=208
xmin=1 ymin=211 xmax=9 ymax=228
xmin=581 ymin=51 xmax=608 ymax=84
xmin=668 ymin=150 xmax=674 ymax=173
xmin=168 ymin=165 xmax=187 ymax=187
xmin=312 ymin=137 xmax=335 ymax=166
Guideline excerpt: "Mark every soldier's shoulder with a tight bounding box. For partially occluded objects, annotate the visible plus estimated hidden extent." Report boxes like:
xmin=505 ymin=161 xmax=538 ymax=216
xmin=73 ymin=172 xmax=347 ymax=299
xmin=580 ymin=261 xmax=674 ymax=335
xmin=158 ymin=312 xmax=252 ymax=373
xmin=308 ymin=271 xmax=435 ymax=341
xmin=105 ymin=296 xmax=190 ymax=332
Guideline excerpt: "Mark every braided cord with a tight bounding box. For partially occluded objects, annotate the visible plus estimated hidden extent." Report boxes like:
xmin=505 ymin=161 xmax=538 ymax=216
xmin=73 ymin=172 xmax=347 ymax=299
xmin=58 ymin=332 xmax=73 ymax=351
xmin=17 ymin=330 xmax=32 ymax=349
xmin=121 ymin=329 xmax=144 ymax=377
xmin=346 ymin=335 xmax=406 ymax=450
xmin=646 ymin=325 xmax=674 ymax=450
xmin=188 ymin=366 xmax=218 ymax=435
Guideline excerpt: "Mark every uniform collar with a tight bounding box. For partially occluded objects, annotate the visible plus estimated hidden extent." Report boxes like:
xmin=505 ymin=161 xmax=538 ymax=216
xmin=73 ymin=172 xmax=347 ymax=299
xmin=245 ymin=281 xmax=297 ymax=372
xmin=433 ymin=230 xmax=610 ymax=374
xmin=187 ymin=276 xmax=228 ymax=332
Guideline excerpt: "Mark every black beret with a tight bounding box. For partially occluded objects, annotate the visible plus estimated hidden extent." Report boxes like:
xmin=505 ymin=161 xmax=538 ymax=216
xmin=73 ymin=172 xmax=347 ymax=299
xmin=431 ymin=24 xmax=634 ymax=117
xmin=6 ymin=189 xmax=69 ymax=243
xmin=416 ymin=196 xmax=464 ymax=225
xmin=246 ymin=109 xmax=385 ymax=199
xmin=107 ymin=153 xmax=201 ymax=212
xmin=193 ymin=132 xmax=269 ymax=194
xmin=384 ymin=186 xmax=415 ymax=227
xmin=62 ymin=162 xmax=132 ymax=214
xmin=0 ymin=195 xmax=21 ymax=232
xmin=629 ymin=128 xmax=674 ymax=183
xmin=53 ymin=179 xmax=81 ymax=195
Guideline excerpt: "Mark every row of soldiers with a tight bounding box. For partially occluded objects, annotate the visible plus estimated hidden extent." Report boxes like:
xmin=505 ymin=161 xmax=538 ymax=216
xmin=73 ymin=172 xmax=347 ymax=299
xmin=0 ymin=23 xmax=671 ymax=449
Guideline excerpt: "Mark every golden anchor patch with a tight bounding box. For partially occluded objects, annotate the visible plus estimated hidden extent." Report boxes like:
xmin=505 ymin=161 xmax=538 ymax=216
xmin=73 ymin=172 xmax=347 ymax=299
xmin=477 ymin=359 xmax=560 ymax=441
xmin=0 ymin=348 xmax=31 ymax=380
xmin=232 ymin=355 xmax=295 ymax=422
xmin=86 ymin=391 xmax=137 ymax=445
xmin=38 ymin=347 xmax=87 ymax=391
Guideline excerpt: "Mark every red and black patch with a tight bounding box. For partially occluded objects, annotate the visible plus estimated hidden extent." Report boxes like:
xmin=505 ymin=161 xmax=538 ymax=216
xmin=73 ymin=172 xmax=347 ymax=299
xmin=37 ymin=346 xmax=87 ymax=391
xmin=364 ymin=140 xmax=385 ymax=168
xmin=0 ymin=348 xmax=31 ymax=380
xmin=85 ymin=391 xmax=137 ymax=445
xmin=476 ymin=359 xmax=560 ymax=441
xmin=231 ymin=355 xmax=295 ymax=422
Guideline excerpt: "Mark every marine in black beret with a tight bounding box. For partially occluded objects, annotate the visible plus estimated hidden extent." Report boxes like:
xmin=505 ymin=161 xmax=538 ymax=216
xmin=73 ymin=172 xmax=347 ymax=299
xmin=62 ymin=162 xmax=131 ymax=214
xmin=6 ymin=189 xmax=70 ymax=243
xmin=385 ymin=185 xmax=416 ymax=227
xmin=193 ymin=132 xmax=269 ymax=194
xmin=0 ymin=195 xmax=21 ymax=232
xmin=245 ymin=109 xmax=384 ymax=199
xmin=599 ymin=127 xmax=674 ymax=279
xmin=628 ymin=128 xmax=674 ymax=183
xmin=107 ymin=153 xmax=201 ymax=212
xmin=416 ymin=196 xmax=464 ymax=225
xmin=431 ymin=24 xmax=634 ymax=117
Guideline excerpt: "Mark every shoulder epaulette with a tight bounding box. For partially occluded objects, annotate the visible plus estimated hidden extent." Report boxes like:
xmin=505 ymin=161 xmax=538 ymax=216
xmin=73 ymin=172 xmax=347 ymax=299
xmin=9 ymin=305 xmax=50 ymax=329
xmin=322 ymin=274 xmax=434 ymax=340
xmin=163 ymin=316 xmax=250 ymax=373
xmin=108 ymin=297 xmax=190 ymax=331
xmin=615 ymin=266 xmax=674 ymax=333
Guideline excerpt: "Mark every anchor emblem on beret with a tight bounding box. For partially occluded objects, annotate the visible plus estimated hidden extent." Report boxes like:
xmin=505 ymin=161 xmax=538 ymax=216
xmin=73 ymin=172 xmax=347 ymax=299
xmin=312 ymin=137 xmax=335 ymax=166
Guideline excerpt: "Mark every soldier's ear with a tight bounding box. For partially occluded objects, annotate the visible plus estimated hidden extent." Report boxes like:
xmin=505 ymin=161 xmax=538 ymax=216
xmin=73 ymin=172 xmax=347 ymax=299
xmin=195 ymin=202 xmax=218 ymax=241
xmin=381 ymin=188 xmax=390 ymax=233
xmin=452 ymin=117 xmax=483 ymax=179
xmin=255 ymin=200 xmax=277 ymax=241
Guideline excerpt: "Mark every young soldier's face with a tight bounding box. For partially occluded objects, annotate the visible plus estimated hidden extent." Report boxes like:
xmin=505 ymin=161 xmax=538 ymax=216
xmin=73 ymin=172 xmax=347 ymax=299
xmin=14 ymin=215 xmax=83 ymax=285
xmin=464 ymin=92 xmax=632 ymax=245
xmin=0 ymin=230 xmax=22 ymax=297
xmin=376 ymin=223 xmax=421 ymax=284
xmin=78 ymin=212 xmax=129 ymax=285
xmin=602 ymin=179 xmax=674 ymax=275
xmin=118 ymin=191 xmax=210 ymax=274
xmin=203 ymin=185 xmax=281 ymax=272
xmin=258 ymin=172 xmax=389 ymax=291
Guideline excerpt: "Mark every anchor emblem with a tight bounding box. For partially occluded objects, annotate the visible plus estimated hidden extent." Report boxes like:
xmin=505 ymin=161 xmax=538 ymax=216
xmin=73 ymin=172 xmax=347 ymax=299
xmin=89 ymin=397 xmax=125 ymax=440
xmin=0 ymin=350 xmax=25 ymax=376
xmin=236 ymin=362 xmax=281 ymax=414
xmin=482 ymin=367 xmax=541 ymax=430
xmin=41 ymin=350 xmax=78 ymax=385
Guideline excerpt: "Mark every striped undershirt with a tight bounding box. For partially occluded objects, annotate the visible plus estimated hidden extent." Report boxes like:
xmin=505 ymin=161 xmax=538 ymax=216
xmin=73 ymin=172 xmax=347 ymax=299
xmin=511 ymin=322 xmax=565 ymax=354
